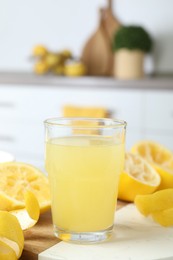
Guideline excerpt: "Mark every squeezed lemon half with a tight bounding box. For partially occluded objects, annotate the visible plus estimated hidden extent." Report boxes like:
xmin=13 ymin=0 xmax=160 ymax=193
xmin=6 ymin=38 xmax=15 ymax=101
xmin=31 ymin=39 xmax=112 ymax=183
xmin=0 ymin=162 xmax=51 ymax=213
xmin=118 ymin=153 xmax=160 ymax=202
xmin=131 ymin=141 xmax=173 ymax=190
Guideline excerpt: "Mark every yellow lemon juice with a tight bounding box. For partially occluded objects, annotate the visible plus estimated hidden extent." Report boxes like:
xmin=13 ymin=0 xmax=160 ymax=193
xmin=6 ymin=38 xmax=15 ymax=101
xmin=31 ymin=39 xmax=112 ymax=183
xmin=46 ymin=136 xmax=124 ymax=233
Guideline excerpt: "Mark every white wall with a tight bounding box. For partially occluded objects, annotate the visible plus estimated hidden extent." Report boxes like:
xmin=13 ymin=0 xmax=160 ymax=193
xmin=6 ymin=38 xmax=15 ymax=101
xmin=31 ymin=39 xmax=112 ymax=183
xmin=0 ymin=0 xmax=173 ymax=73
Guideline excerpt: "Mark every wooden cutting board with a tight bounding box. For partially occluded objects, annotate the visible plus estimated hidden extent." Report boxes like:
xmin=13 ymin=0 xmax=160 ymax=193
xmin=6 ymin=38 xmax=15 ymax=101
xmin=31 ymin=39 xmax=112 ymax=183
xmin=20 ymin=200 xmax=127 ymax=260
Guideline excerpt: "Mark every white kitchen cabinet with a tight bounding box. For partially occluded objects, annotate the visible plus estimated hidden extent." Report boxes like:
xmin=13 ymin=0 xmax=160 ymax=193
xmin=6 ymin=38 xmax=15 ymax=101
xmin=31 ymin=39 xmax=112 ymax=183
xmin=0 ymin=73 xmax=173 ymax=168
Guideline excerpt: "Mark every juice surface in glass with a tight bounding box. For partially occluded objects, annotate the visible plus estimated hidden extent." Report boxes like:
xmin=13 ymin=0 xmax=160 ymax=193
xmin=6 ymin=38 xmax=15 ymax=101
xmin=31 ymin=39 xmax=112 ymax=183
xmin=46 ymin=136 xmax=124 ymax=233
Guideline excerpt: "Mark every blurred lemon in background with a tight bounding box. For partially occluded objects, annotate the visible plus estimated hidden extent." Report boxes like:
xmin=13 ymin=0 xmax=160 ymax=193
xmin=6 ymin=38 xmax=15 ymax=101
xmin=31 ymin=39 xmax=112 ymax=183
xmin=31 ymin=45 xmax=86 ymax=76
xmin=44 ymin=53 xmax=61 ymax=68
xmin=64 ymin=61 xmax=87 ymax=77
xmin=34 ymin=61 xmax=49 ymax=74
xmin=32 ymin=45 xmax=48 ymax=57
xmin=61 ymin=49 xmax=72 ymax=59
xmin=52 ymin=64 xmax=65 ymax=75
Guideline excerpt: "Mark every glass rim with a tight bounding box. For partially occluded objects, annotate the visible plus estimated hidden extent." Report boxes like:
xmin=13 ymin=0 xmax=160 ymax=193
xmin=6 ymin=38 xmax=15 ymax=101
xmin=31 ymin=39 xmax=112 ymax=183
xmin=44 ymin=117 xmax=127 ymax=129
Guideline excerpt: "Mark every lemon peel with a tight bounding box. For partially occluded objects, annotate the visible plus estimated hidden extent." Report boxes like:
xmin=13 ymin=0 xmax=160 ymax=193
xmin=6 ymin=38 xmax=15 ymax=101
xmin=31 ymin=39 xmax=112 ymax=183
xmin=135 ymin=189 xmax=173 ymax=227
xmin=0 ymin=240 xmax=17 ymax=260
xmin=0 ymin=211 xmax=24 ymax=258
xmin=0 ymin=191 xmax=40 ymax=259
xmin=135 ymin=188 xmax=173 ymax=216
xmin=118 ymin=153 xmax=160 ymax=202
xmin=11 ymin=190 xmax=40 ymax=230
xmin=151 ymin=207 xmax=173 ymax=227
xmin=24 ymin=190 xmax=40 ymax=220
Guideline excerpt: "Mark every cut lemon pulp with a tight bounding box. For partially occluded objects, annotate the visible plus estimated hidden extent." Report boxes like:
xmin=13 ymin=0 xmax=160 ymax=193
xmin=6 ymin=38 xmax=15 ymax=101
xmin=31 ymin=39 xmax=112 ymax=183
xmin=118 ymin=153 xmax=161 ymax=202
xmin=0 ymin=162 xmax=50 ymax=213
xmin=131 ymin=141 xmax=173 ymax=189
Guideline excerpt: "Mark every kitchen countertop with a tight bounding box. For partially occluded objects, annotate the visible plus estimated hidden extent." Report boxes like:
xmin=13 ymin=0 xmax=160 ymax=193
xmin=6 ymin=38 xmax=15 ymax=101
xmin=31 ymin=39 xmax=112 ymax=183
xmin=0 ymin=71 xmax=173 ymax=90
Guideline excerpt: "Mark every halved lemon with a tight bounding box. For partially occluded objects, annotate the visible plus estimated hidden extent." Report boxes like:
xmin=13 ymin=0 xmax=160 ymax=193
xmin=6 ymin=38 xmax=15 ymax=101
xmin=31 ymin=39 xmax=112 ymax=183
xmin=0 ymin=162 xmax=51 ymax=213
xmin=118 ymin=153 xmax=161 ymax=202
xmin=131 ymin=141 xmax=173 ymax=189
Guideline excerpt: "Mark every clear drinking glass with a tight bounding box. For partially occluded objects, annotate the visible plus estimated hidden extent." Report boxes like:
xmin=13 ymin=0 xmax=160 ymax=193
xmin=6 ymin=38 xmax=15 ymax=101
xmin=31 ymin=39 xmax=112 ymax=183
xmin=44 ymin=117 xmax=126 ymax=243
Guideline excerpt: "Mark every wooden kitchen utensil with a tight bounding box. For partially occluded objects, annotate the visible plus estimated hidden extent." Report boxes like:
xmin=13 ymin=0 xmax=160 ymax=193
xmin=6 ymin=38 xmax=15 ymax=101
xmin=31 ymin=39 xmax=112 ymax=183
xmin=81 ymin=8 xmax=113 ymax=76
xmin=102 ymin=0 xmax=121 ymax=42
xmin=81 ymin=0 xmax=121 ymax=76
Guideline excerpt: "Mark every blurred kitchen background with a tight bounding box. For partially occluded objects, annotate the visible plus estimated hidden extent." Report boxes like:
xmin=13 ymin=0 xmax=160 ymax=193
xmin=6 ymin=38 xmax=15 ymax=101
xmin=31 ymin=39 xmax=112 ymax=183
xmin=1 ymin=0 xmax=173 ymax=72
xmin=0 ymin=0 xmax=173 ymax=169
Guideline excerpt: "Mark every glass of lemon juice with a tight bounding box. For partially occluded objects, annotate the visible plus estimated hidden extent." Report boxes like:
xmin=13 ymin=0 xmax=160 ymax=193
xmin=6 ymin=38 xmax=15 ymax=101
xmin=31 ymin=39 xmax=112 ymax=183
xmin=44 ymin=118 xmax=126 ymax=243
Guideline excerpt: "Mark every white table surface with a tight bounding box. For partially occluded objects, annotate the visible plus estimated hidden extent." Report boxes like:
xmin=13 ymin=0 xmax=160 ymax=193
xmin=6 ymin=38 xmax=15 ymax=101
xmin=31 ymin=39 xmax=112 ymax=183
xmin=39 ymin=204 xmax=173 ymax=260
